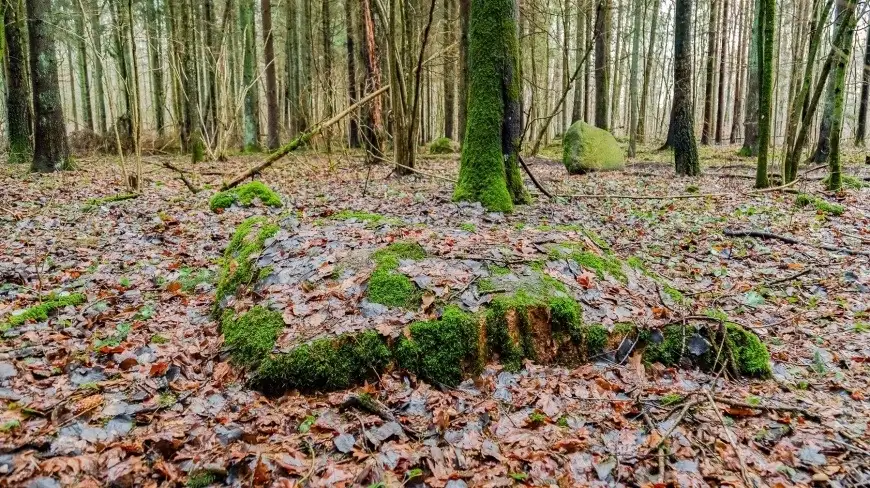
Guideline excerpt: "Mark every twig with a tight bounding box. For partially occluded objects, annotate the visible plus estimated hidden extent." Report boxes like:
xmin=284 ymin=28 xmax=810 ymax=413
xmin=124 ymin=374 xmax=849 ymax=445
xmin=648 ymin=396 xmax=704 ymax=454
xmin=518 ymin=154 xmax=554 ymax=198
xmin=712 ymin=395 xmax=820 ymax=422
xmin=641 ymin=409 xmax=667 ymax=483
xmin=561 ymin=173 xmax=807 ymax=200
xmin=162 ymin=161 xmax=200 ymax=194
xmin=339 ymin=393 xmax=420 ymax=440
xmin=764 ymin=267 xmax=814 ymax=285
xmin=390 ymin=161 xmax=457 ymax=183
xmin=704 ymin=389 xmax=753 ymax=487
xmin=724 ymin=228 xmax=870 ymax=257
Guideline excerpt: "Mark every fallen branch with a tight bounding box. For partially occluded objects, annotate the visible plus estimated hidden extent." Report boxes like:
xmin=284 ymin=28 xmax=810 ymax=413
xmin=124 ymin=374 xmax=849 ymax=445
xmin=704 ymin=389 xmax=753 ymax=487
xmin=712 ymin=395 xmax=820 ymax=422
xmin=339 ymin=393 xmax=420 ymax=440
xmin=222 ymin=85 xmax=390 ymax=190
xmin=724 ymin=228 xmax=870 ymax=257
xmin=518 ymin=155 xmax=554 ymax=198
xmin=391 ymin=161 xmax=458 ymax=183
xmin=162 ymin=161 xmax=200 ymax=194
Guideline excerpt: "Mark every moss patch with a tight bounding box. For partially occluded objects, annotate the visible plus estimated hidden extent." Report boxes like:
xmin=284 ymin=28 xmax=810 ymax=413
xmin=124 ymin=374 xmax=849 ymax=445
xmin=214 ymin=217 xmax=279 ymax=312
xmin=723 ymin=323 xmax=771 ymax=377
xmin=210 ymin=181 xmax=282 ymax=212
xmin=367 ymin=242 xmax=426 ymax=308
xmin=429 ymin=137 xmax=456 ymax=154
xmin=222 ymin=306 xmax=283 ymax=365
xmin=563 ymin=121 xmax=625 ymax=173
xmin=396 ymin=306 xmax=483 ymax=385
xmin=3 ymin=293 xmax=86 ymax=330
xmin=795 ymin=194 xmax=844 ymax=216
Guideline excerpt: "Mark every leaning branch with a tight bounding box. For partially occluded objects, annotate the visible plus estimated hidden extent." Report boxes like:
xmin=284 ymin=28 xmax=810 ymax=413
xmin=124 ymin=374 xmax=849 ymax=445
xmin=222 ymin=86 xmax=390 ymax=190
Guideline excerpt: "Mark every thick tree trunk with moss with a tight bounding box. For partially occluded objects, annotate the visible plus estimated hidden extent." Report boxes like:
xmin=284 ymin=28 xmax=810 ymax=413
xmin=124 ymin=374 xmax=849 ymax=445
xmin=454 ymin=0 xmax=529 ymax=212
xmin=740 ymin=0 xmax=760 ymax=156
xmin=240 ymin=0 xmax=261 ymax=152
xmin=673 ymin=0 xmax=699 ymax=176
xmin=812 ymin=1 xmax=847 ymax=164
xmin=857 ymin=23 xmax=870 ymax=146
xmin=262 ymin=0 xmax=280 ymax=151
xmin=594 ymin=0 xmax=611 ymax=129
xmin=4 ymin=0 xmax=31 ymax=164
xmin=754 ymin=0 xmax=774 ymax=188
xmin=825 ymin=0 xmax=857 ymax=191
xmin=27 ymin=0 xmax=71 ymax=172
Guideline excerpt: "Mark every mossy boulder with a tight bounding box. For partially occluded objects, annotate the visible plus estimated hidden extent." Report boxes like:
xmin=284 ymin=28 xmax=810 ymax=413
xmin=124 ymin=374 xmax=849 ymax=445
xmin=429 ymin=137 xmax=458 ymax=154
xmin=215 ymin=216 xmax=771 ymax=393
xmin=563 ymin=121 xmax=625 ymax=174
xmin=210 ymin=181 xmax=282 ymax=212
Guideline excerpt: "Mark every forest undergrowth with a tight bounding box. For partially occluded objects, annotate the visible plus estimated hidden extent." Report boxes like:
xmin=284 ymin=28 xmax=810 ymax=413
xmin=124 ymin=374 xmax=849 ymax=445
xmin=0 ymin=146 xmax=868 ymax=487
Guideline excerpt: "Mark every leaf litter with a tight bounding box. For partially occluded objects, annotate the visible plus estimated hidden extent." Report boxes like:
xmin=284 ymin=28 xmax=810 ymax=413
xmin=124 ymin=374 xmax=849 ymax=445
xmin=0 ymin=149 xmax=868 ymax=486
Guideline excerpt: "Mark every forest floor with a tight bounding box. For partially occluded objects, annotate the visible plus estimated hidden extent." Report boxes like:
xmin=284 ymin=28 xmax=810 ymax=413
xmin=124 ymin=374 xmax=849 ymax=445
xmin=1 ymin=145 xmax=869 ymax=487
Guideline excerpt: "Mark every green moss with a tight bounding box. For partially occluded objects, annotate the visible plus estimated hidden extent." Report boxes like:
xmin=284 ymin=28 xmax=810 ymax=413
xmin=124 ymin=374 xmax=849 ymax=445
xmin=256 ymin=331 xmax=390 ymax=391
xmin=213 ymin=217 xmax=279 ymax=312
xmin=571 ymin=250 xmax=626 ymax=282
xmin=626 ymin=256 xmax=646 ymax=272
xmin=490 ymin=265 xmax=511 ymax=275
xmin=459 ymin=222 xmax=477 ymax=233
xmin=549 ymin=296 xmax=582 ymax=339
xmin=429 ymin=137 xmax=456 ymax=154
xmin=3 ymin=293 xmax=86 ymax=330
xmin=563 ymin=121 xmax=625 ymax=173
xmin=367 ymin=242 xmax=426 ymax=308
xmin=209 ymin=181 xmax=282 ymax=212
xmin=795 ymin=194 xmax=844 ymax=216
xmin=823 ymin=174 xmax=865 ymax=189
xmin=177 ymin=267 xmax=214 ymax=293
xmin=186 ymin=471 xmax=217 ymax=488
xmin=583 ymin=324 xmax=608 ymax=355
xmin=642 ymin=325 xmax=686 ymax=366
xmin=452 ymin=0 xmax=529 ymax=212
xmin=332 ymin=210 xmax=397 ymax=225
xmin=222 ymin=306 xmax=283 ymax=365
xmin=485 ymin=293 xmax=535 ymax=370
xmin=723 ymin=323 xmax=771 ymax=377
xmin=395 ymin=306 xmax=482 ymax=386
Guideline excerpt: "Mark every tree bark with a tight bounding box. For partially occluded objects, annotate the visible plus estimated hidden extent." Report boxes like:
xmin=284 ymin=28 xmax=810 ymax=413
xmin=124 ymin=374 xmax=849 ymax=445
xmin=443 ymin=0 xmax=457 ymax=139
xmin=754 ymin=0 xmax=774 ymax=188
xmin=458 ymin=0 xmax=470 ymax=143
xmin=825 ymin=0 xmax=857 ymax=190
xmin=74 ymin=3 xmax=94 ymax=132
xmin=571 ymin=0 xmax=586 ymax=123
xmin=4 ymin=0 xmax=32 ymax=164
xmin=359 ymin=0 xmax=384 ymax=162
xmin=637 ymin=0 xmax=660 ymax=142
xmin=345 ymin=0 xmax=361 ymax=147
xmin=240 ymin=0 xmax=261 ymax=152
xmin=594 ymin=0 xmax=612 ymax=129
xmin=857 ymin=16 xmax=870 ymax=146
xmin=262 ymin=0 xmax=280 ymax=150
xmin=740 ymin=0 xmax=760 ymax=155
xmin=673 ymin=0 xmax=699 ymax=175
xmin=628 ymin=0 xmax=643 ymax=156
xmin=144 ymin=0 xmax=165 ymax=137
xmin=714 ymin=0 xmax=728 ymax=143
xmin=701 ymin=0 xmax=718 ymax=145
xmin=729 ymin=0 xmax=747 ymax=143
xmin=27 ymin=0 xmax=71 ymax=172
xmin=454 ymin=0 xmax=529 ymax=211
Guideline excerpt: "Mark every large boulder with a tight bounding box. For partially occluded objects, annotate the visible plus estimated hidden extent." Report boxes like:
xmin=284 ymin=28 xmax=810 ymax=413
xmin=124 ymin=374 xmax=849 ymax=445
xmin=562 ymin=121 xmax=625 ymax=173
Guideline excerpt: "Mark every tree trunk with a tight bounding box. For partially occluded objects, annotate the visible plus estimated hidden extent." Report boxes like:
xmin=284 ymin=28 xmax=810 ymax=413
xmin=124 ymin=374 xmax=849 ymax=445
xmin=144 ymin=0 xmax=165 ymax=137
xmin=74 ymin=3 xmax=94 ymax=132
xmin=321 ymin=0 xmax=334 ymax=152
xmin=637 ymin=0 xmax=660 ymax=142
xmin=729 ymin=0 xmax=747 ymax=143
xmin=202 ymin=0 xmax=219 ymax=147
xmin=628 ymin=0 xmax=643 ymax=156
xmin=262 ymin=0 xmax=280 ymax=150
xmin=454 ymin=0 xmax=529 ymax=211
xmin=345 ymin=0 xmax=361 ymax=147
xmin=714 ymin=0 xmax=728 ymax=143
xmin=571 ymin=1 xmax=586 ymax=123
xmin=673 ymin=0 xmax=699 ymax=175
xmin=4 ymin=0 xmax=32 ymax=164
xmin=594 ymin=0 xmax=612 ymax=129
xmin=27 ymin=0 xmax=71 ymax=172
xmin=701 ymin=0 xmax=718 ymax=145
xmin=110 ymin=0 xmax=133 ymax=143
xmin=443 ymin=0 xmax=457 ymax=139
xmin=458 ymin=0 xmax=470 ymax=143
xmin=610 ymin=0 xmax=624 ymax=132
xmin=754 ymin=0 xmax=774 ymax=188
xmin=857 ymin=16 xmax=870 ymax=146
xmin=178 ymin=0 xmax=203 ymax=160
xmin=359 ymin=0 xmax=383 ymax=162
xmin=740 ymin=0 xmax=759 ymax=155
xmin=240 ymin=0 xmax=261 ymax=152
xmin=561 ymin=0 xmax=571 ymax=134
xmin=825 ymin=0 xmax=857 ymax=190
xmin=584 ymin=1 xmax=594 ymax=122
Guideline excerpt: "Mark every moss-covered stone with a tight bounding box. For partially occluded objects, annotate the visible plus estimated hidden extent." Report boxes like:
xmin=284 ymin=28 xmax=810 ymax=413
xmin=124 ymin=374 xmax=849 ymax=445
xmin=213 ymin=217 xmax=279 ymax=312
xmin=642 ymin=325 xmax=686 ymax=366
xmin=209 ymin=181 xmax=282 ymax=212
xmin=563 ymin=121 xmax=625 ymax=174
xmin=366 ymin=242 xmax=426 ymax=308
xmin=221 ymin=306 xmax=283 ymax=365
xmin=3 ymin=293 xmax=86 ymax=330
xmin=395 ymin=306 xmax=483 ymax=386
xmin=722 ymin=323 xmax=771 ymax=377
xmin=256 ymin=331 xmax=391 ymax=391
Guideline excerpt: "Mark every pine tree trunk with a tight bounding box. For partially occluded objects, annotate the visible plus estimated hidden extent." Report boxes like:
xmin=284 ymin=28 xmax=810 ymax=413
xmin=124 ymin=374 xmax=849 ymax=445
xmin=443 ymin=0 xmax=456 ymax=139
xmin=454 ymin=0 xmax=529 ymax=211
xmin=75 ymin=4 xmax=94 ymax=132
xmin=730 ymin=0 xmax=747 ymax=143
xmin=240 ymin=0 xmax=261 ymax=152
xmin=345 ymin=0 xmax=361 ymax=147
xmin=714 ymin=0 xmax=728 ymax=143
xmin=202 ymin=0 xmax=219 ymax=147
xmin=628 ymin=0 xmax=643 ymax=156
xmin=857 ymin=19 xmax=870 ymax=146
xmin=673 ymin=0 xmax=699 ymax=175
xmin=321 ymin=0 xmax=334 ymax=152
xmin=740 ymin=0 xmax=759 ymax=155
xmin=594 ymin=0 xmax=612 ymax=129
xmin=262 ymin=0 xmax=280 ymax=150
xmin=701 ymin=0 xmax=718 ymax=145
xmin=359 ymin=0 xmax=384 ymax=162
xmin=4 ymin=0 xmax=32 ymax=164
xmin=178 ymin=0 xmax=203 ymax=160
xmin=27 ymin=0 xmax=71 ymax=172
xmin=67 ymin=44 xmax=79 ymax=132
xmin=88 ymin=0 xmax=107 ymax=134
xmin=585 ymin=2 xmax=593 ymax=122
xmin=571 ymin=2 xmax=586 ymax=123
xmin=561 ymin=0 xmax=571 ymax=134
xmin=110 ymin=0 xmax=133 ymax=142
xmin=637 ymin=0 xmax=660 ymax=142
xmin=284 ymin=0 xmax=298 ymax=134
xmin=610 ymin=0 xmax=624 ymax=132
xmin=458 ymin=0 xmax=470 ymax=143
xmin=144 ymin=0 xmax=165 ymax=137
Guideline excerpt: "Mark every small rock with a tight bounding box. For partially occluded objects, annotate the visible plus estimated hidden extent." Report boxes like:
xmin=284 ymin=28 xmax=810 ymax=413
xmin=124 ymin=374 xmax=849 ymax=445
xmin=27 ymin=478 xmax=61 ymax=488
xmin=216 ymin=424 xmax=244 ymax=445
xmin=333 ymin=433 xmax=355 ymax=453
xmin=0 ymin=362 xmax=17 ymax=380
xmin=0 ymin=454 xmax=15 ymax=474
